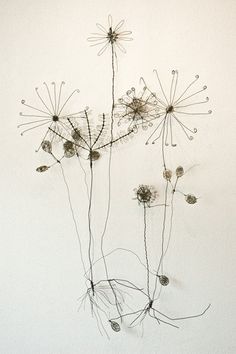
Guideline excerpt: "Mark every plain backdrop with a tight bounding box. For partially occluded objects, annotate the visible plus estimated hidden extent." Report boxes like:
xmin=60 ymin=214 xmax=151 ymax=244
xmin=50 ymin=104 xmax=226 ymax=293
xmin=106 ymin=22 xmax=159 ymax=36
xmin=1 ymin=0 xmax=236 ymax=353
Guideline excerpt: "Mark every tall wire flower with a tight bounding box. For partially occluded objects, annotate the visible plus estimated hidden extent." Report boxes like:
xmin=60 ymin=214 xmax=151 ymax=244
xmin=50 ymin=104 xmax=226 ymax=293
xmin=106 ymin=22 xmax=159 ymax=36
xmin=141 ymin=70 xmax=212 ymax=145
xmin=115 ymin=87 xmax=159 ymax=133
xmin=18 ymin=82 xmax=86 ymax=151
xmin=87 ymin=15 xmax=133 ymax=56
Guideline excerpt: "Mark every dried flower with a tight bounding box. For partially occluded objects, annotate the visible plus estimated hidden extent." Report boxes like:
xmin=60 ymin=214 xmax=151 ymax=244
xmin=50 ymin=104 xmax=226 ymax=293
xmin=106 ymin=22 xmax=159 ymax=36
xmin=176 ymin=166 xmax=184 ymax=177
xmin=87 ymin=15 xmax=132 ymax=56
xmin=134 ymin=185 xmax=158 ymax=206
xmin=185 ymin=194 xmax=197 ymax=204
xmin=141 ymin=70 xmax=212 ymax=145
xmin=163 ymin=169 xmax=172 ymax=181
xmin=115 ymin=87 xmax=159 ymax=133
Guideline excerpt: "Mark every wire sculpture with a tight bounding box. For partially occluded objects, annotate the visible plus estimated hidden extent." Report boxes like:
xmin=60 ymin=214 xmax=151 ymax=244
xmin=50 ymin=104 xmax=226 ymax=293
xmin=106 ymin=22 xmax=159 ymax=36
xmin=18 ymin=14 xmax=212 ymax=337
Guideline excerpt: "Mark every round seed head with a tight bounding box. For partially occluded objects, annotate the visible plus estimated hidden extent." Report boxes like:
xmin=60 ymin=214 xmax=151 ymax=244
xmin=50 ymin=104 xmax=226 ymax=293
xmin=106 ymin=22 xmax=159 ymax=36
xmin=185 ymin=194 xmax=197 ymax=204
xmin=41 ymin=140 xmax=52 ymax=153
xmin=159 ymin=275 xmax=169 ymax=286
xmin=71 ymin=128 xmax=81 ymax=141
xmin=89 ymin=150 xmax=100 ymax=161
xmin=163 ymin=169 xmax=172 ymax=181
xmin=63 ymin=141 xmax=75 ymax=158
xmin=176 ymin=166 xmax=184 ymax=177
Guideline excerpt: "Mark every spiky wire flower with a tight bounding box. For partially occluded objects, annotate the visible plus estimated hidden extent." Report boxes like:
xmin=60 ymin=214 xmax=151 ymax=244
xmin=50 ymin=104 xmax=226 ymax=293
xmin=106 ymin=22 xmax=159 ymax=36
xmin=18 ymin=82 xmax=86 ymax=151
xmin=87 ymin=15 xmax=133 ymax=56
xmin=114 ymin=87 xmax=159 ymax=133
xmin=141 ymin=70 xmax=212 ymax=145
xmin=134 ymin=185 xmax=158 ymax=207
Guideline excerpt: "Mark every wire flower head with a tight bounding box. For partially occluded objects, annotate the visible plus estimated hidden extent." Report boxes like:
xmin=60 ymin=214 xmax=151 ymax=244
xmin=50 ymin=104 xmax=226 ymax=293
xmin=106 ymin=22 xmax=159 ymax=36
xmin=87 ymin=15 xmax=133 ymax=56
xmin=141 ymin=70 xmax=212 ymax=145
xmin=49 ymin=111 xmax=134 ymax=161
xmin=18 ymin=82 xmax=86 ymax=151
xmin=134 ymin=185 xmax=158 ymax=207
xmin=115 ymin=87 xmax=159 ymax=133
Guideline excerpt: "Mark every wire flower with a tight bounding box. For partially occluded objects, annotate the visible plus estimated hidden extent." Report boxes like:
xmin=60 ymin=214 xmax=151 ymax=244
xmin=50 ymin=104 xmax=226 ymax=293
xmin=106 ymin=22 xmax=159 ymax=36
xmin=18 ymin=82 xmax=86 ymax=151
xmin=50 ymin=111 xmax=134 ymax=161
xmin=87 ymin=15 xmax=132 ymax=56
xmin=141 ymin=70 xmax=212 ymax=145
xmin=115 ymin=87 xmax=159 ymax=133
xmin=134 ymin=185 xmax=158 ymax=207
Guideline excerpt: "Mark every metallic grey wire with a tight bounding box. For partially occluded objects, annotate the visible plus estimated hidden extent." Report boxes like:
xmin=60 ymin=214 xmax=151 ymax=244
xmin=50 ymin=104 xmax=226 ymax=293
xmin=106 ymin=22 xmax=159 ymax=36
xmin=59 ymin=163 xmax=87 ymax=274
xmin=100 ymin=42 xmax=115 ymax=280
xmin=143 ymin=205 xmax=151 ymax=299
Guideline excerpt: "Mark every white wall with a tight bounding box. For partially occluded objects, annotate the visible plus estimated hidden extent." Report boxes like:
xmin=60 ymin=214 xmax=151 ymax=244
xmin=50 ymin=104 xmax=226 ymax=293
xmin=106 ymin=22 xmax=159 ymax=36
xmin=1 ymin=0 xmax=236 ymax=353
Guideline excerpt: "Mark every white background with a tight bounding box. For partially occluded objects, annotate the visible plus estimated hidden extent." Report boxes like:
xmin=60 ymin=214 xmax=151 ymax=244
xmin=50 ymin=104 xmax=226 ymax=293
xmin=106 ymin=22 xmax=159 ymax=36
xmin=1 ymin=0 xmax=236 ymax=353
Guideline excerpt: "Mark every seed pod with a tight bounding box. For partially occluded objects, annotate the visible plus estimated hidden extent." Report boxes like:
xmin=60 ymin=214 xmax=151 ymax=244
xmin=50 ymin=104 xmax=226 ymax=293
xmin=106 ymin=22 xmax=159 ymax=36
xmin=41 ymin=140 xmax=52 ymax=153
xmin=63 ymin=141 xmax=75 ymax=158
xmin=110 ymin=321 xmax=120 ymax=332
xmin=89 ymin=150 xmax=100 ymax=161
xmin=163 ymin=169 xmax=172 ymax=181
xmin=159 ymin=275 xmax=169 ymax=286
xmin=185 ymin=194 xmax=197 ymax=204
xmin=71 ymin=128 xmax=81 ymax=141
xmin=36 ymin=165 xmax=49 ymax=173
xmin=176 ymin=166 xmax=184 ymax=177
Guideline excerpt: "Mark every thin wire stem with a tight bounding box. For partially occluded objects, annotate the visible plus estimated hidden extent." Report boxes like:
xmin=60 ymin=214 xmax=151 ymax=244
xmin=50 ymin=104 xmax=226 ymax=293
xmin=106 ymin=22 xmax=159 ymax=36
xmin=143 ymin=205 xmax=151 ymax=299
xmin=100 ymin=42 xmax=115 ymax=280
xmin=59 ymin=163 xmax=87 ymax=275
xmin=88 ymin=156 xmax=94 ymax=286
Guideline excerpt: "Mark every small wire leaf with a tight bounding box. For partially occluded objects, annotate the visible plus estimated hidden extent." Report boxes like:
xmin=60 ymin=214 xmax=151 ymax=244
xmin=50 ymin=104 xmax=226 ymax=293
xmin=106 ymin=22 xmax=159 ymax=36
xmin=36 ymin=165 xmax=49 ymax=173
xmin=110 ymin=320 xmax=120 ymax=332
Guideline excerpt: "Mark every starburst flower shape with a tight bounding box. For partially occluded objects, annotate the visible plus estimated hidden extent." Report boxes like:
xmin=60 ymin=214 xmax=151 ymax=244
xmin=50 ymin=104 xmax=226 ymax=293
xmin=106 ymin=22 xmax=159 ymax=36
xmin=87 ymin=15 xmax=133 ymax=56
xmin=18 ymin=82 xmax=86 ymax=151
xmin=141 ymin=70 xmax=212 ymax=145
xmin=134 ymin=185 xmax=158 ymax=207
xmin=115 ymin=87 xmax=159 ymax=133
